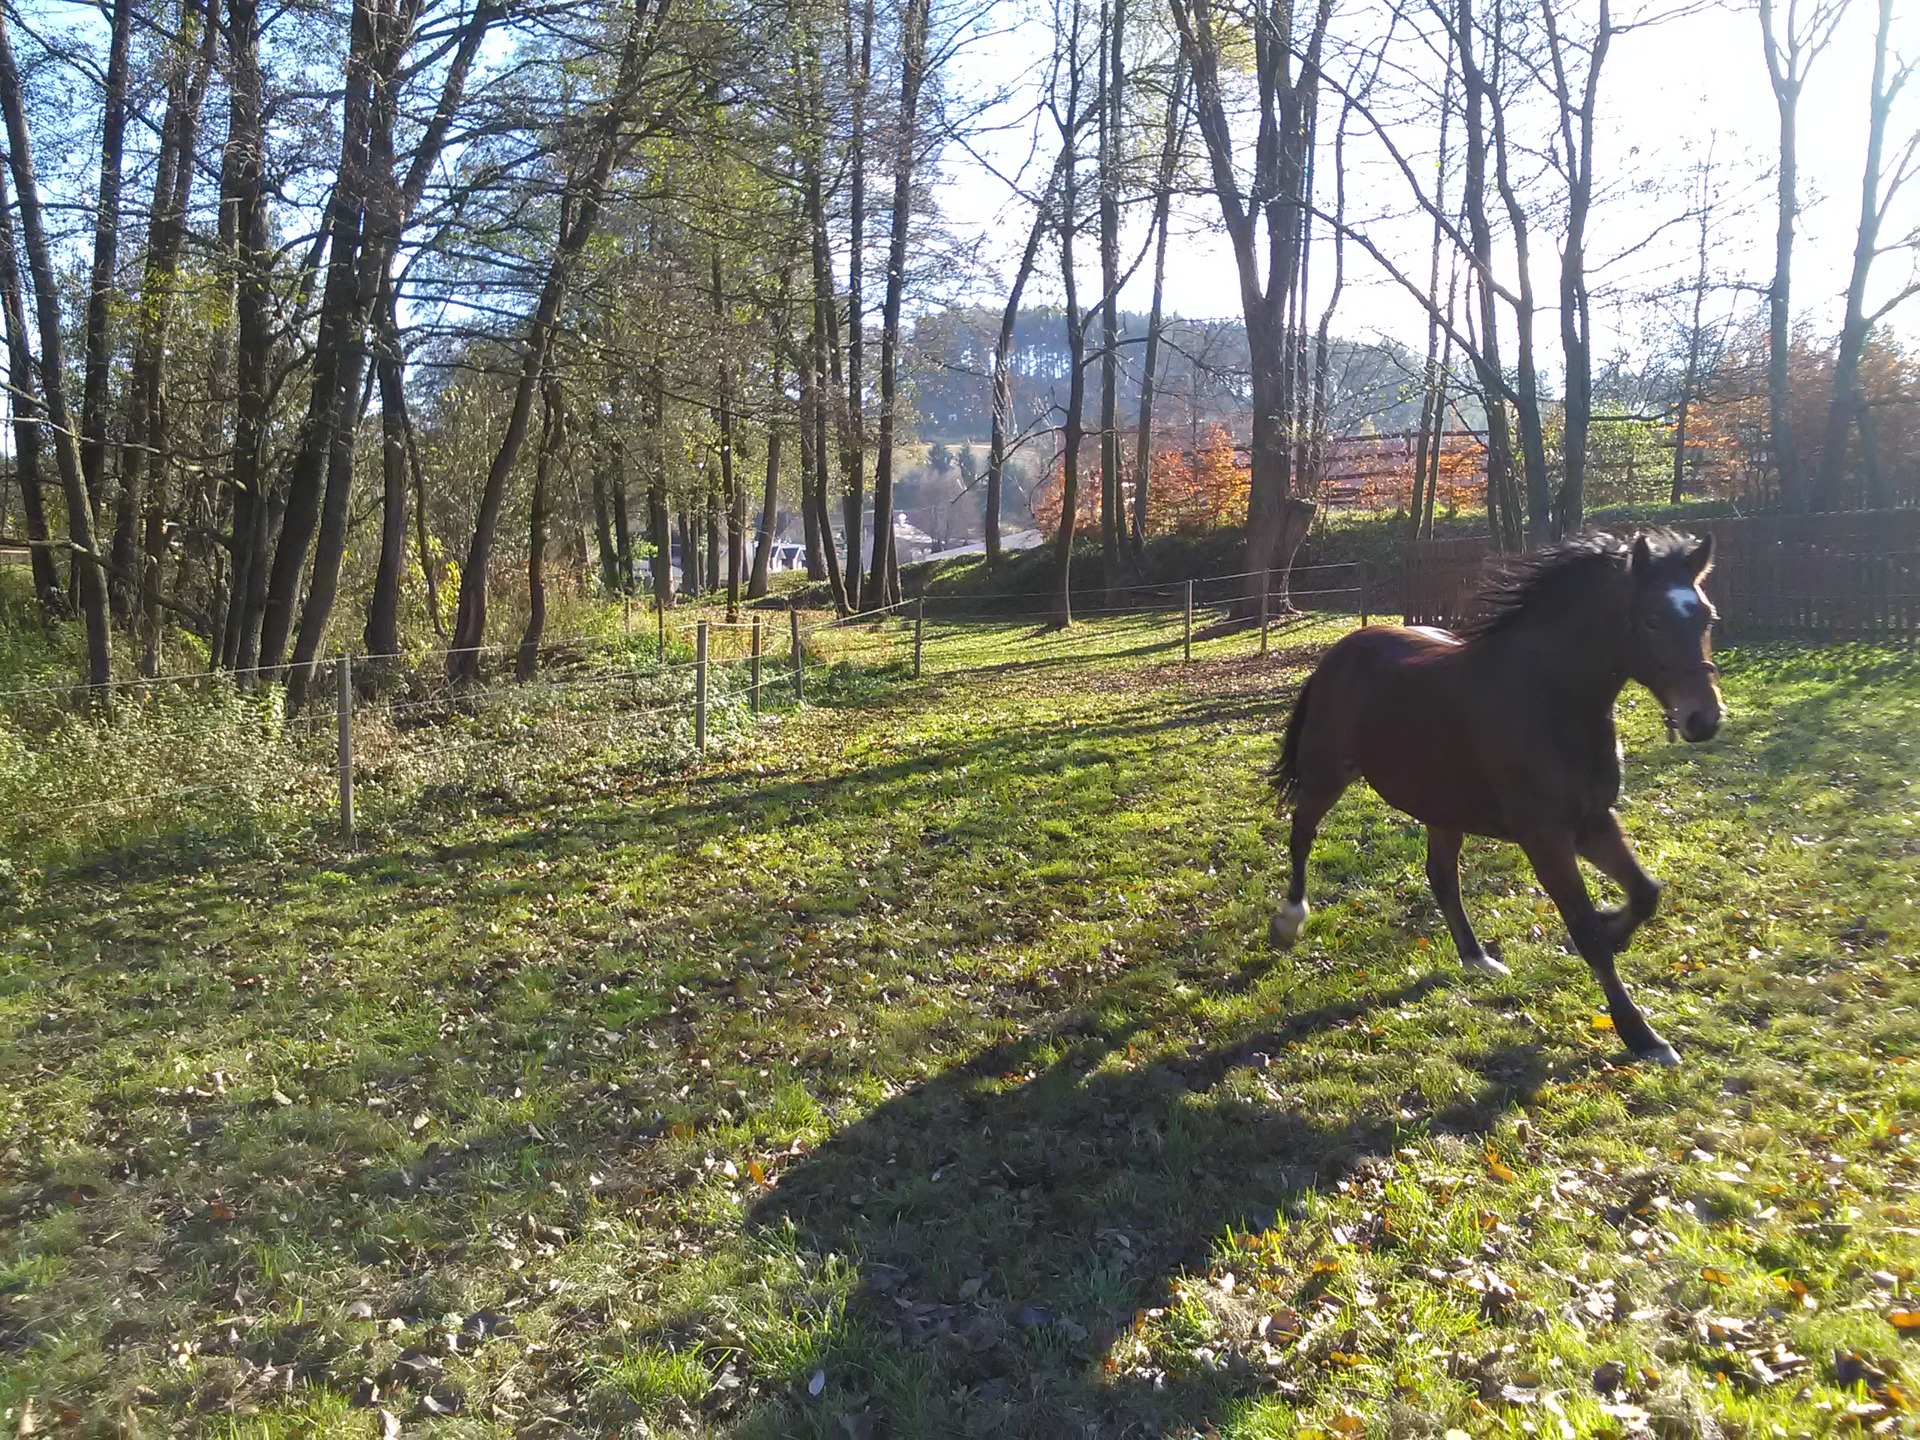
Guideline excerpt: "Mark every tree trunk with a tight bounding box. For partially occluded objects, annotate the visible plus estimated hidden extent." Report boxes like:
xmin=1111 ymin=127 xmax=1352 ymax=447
xmin=1760 ymin=0 xmax=1808 ymax=512
xmin=841 ymin=0 xmax=875 ymax=609
xmin=678 ymin=499 xmax=699 ymax=599
xmin=750 ymin=411 xmax=782 ymax=597
xmin=808 ymin=318 xmax=849 ymax=608
xmin=82 ymin=0 xmax=134 ymax=556
xmin=0 ymin=12 xmax=112 ymax=687
xmin=987 ymin=163 xmax=1057 ymax=568
xmin=411 ymin=422 xmax=446 ymax=639
xmin=220 ymin=0 xmax=274 ymax=672
xmin=797 ymin=343 xmax=827 ymax=579
xmin=0 ymin=163 xmax=58 ymax=617
xmin=1817 ymin=0 xmax=1897 ymax=511
xmin=1487 ymin=27 xmax=1551 ymax=544
xmin=1455 ymin=0 xmax=1519 ymax=550
xmin=1131 ymin=58 xmax=1185 ymax=555
xmin=364 ymin=276 xmax=411 ymax=661
xmin=518 ymin=385 xmax=561 ymax=681
xmin=705 ymin=467 xmax=720 ymax=593
xmin=590 ymin=464 xmax=619 ymax=592
xmin=866 ymin=0 xmax=929 ymax=610
xmin=1097 ymin=0 xmax=1125 ymax=585
xmin=1053 ymin=181 xmax=1086 ymax=626
xmin=1673 ymin=164 xmax=1711 ymax=504
xmin=646 ymin=356 xmax=673 ymax=607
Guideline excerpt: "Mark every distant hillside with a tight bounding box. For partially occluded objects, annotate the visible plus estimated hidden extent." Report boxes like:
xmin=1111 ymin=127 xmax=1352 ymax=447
xmin=903 ymin=307 xmax=1436 ymax=444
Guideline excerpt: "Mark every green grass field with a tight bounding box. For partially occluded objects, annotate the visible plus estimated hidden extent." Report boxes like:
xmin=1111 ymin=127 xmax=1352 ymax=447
xmin=3 ymin=613 xmax=1917 ymax=1438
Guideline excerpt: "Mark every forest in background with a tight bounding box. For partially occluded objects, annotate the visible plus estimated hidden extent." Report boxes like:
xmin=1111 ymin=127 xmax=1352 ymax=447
xmin=0 ymin=0 xmax=1914 ymax=684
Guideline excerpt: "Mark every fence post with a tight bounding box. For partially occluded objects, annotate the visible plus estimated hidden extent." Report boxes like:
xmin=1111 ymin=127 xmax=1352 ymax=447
xmin=1259 ymin=571 xmax=1270 ymax=656
xmin=790 ymin=604 xmax=804 ymax=704
xmin=695 ymin=621 xmax=708 ymax=753
xmin=1358 ymin=561 xmax=1371 ymax=628
xmin=913 ymin=597 xmax=924 ymax=679
xmin=1184 ymin=579 xmax=1194 ymax=662
xmin=336 ymin=654 xmax=355 ymax=842
xmin=750 ymin=616 xmax=762 ymax=715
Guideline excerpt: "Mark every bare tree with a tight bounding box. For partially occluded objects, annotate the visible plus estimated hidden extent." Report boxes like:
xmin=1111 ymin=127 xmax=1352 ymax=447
xmin=867 ymin=0 xmax=933 ymax=609
xmin=1816 ymin=0 xmax=1916 ymax=509
xmin=0 ymin=163 xmax=57 ymax=618
xmin=1759 ymin=0 xmax=1849 ymax=512
xmin=1540 ymin=0 xmax=1615 ymax=536
xmin=1172 ymin=0 xmax=1335 ymax=603
xmin=1131 ymin=53 xmax=1187 ymax=555
xmin=0 ymin=11 xmax=113 ymax=688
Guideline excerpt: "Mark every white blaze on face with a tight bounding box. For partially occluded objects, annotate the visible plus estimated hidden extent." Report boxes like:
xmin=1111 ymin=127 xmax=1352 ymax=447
xmin=1667 ymin=583 xmax=1704 ymax=621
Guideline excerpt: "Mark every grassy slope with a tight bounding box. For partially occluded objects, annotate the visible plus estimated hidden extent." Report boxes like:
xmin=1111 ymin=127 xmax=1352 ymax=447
xmin=2 ymin=615 xmax=1917 ymax=1439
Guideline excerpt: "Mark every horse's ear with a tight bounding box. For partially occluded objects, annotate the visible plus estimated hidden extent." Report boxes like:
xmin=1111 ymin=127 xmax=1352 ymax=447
xmin=1631 ymin=534 xmax=1654 ymax=575
xmin=1688 ymin=533 xmax=1714 ymax=578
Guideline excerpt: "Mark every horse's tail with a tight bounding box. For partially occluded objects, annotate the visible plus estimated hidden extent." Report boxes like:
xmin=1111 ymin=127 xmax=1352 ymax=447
xmin=1271 ymin=674 xmax=1314 ymax=807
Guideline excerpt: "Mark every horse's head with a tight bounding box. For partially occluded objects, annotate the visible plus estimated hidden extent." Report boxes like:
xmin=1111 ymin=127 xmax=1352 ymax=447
xmin=1625 ymin=532 xmax=1722 ymax=742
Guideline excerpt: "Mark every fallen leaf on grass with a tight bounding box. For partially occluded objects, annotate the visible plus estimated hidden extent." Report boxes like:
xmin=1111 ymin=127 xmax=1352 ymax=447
xmin=1889 ymin=1310 xmax=1920 ymax=1333
xmin=1486 ymin=1153 xmax=1516 ymax=1183
xmin=808 ymin=1369 xmax=826 ymax=1397
xmin=1591 ymin=1015 xmax=1615 ymax=1031
xmin=1700 ymin=1267 xmax=1733 ymax=1285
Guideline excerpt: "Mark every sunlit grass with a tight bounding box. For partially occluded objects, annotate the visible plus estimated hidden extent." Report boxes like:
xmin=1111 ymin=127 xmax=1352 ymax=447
xmin=0 ymin=614 xmax=1914 ymax=1436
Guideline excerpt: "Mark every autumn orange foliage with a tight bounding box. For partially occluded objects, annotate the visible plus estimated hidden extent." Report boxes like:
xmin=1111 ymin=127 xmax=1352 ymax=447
xmin=1681 ymin=325 xmax=1920 ymax=508
xmin=1029 ymin=424 xmax=1252 ymax=536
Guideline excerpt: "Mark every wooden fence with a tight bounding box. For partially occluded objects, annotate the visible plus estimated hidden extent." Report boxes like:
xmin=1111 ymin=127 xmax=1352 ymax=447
xmin=1401 ymin=510 xmax=1920 ymax=644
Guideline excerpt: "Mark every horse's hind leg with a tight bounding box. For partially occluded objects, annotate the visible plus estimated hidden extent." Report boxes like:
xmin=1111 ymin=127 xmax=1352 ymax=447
xmin=1522 ymin=830 xmax=1679 ymax=1066
xmin=1425 ymin=827 xmax=1509 ymax=977
xmin=1576 ymin=811 xmax=1662 ymax=952
xmin=1270 ymin=783 xmax=1344 ymax=949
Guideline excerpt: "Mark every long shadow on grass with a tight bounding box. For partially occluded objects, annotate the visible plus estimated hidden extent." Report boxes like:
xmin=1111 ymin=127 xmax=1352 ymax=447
xmin=737 ymin=981 xmax=1550 ymax=1437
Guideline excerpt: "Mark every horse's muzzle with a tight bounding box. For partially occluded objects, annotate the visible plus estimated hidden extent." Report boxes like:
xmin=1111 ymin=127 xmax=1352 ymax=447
xmin=1678 ymin=706 xmax=1721 ymax=743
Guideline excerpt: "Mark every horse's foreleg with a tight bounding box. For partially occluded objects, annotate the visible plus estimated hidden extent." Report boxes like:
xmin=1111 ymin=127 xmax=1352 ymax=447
xmin=1425 ymin=827 xmax=1508 ymax=976
xmin=1575 ymin=811 xmax=1662 ymax=953
xmin=1271 ymin=787 xmax=1342 ymax=949
xmin=1522 ymin=832 xmax=1679 ymax=1066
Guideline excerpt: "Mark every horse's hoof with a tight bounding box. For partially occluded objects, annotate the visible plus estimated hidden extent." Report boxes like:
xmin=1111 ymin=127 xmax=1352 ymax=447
xmin=1461 ymin=950 xmax=1510 ymax=978
xmin=1633 ymin=1038 xmax=1682 ymax=1067
xmin=1269 ymin=899 xmax=1309 ymax=950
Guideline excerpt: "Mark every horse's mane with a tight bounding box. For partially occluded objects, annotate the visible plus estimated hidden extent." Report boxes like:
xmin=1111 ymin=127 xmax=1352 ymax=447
xmin=1460 ymin=529 xmax=1696 ymax=640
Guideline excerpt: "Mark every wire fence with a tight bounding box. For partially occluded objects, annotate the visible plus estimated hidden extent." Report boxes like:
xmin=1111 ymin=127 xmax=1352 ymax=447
xmin=0 ymin=561 xmax=1372 ymax=868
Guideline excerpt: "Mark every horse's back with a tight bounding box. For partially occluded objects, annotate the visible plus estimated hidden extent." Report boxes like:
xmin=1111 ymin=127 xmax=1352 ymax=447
xmin=1297 ymin=624 xmax=1508 ymax=833
xmin=1312 ymin=622 xmax=1464 ymax=682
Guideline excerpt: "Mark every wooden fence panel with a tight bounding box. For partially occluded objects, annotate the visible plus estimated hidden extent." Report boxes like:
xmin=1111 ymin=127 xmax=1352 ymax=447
xmin=1400 ymin=510 xmax=1920 ymax=645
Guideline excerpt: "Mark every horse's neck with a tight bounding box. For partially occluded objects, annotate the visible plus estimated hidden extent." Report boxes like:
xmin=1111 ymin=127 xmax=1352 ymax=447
xmin=1488 ymin=605 xmax=1628 ymax=713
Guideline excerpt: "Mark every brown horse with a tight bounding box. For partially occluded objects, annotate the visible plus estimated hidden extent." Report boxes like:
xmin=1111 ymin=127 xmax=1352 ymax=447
xmin=1269 ymin=530 xmax=1724 ymax=1065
